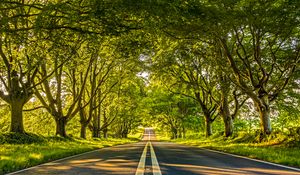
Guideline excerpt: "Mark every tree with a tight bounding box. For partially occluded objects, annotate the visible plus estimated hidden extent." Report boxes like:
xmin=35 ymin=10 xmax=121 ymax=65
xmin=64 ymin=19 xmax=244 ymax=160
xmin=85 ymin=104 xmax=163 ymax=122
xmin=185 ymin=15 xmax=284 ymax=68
xmin=213 ymin=0 xmax=300 ymax=135
xmin=78 ymin=39 xmax=121 ymax=139
xmin=148 ymin=0 xmax=300 ymax=135
xmin=34 ymin=35 xmax=93 ymax=137
xmin=151 ymin=40 xmax=219 ymax=137
xmin=0 ymin=1 xmax=45 ymax=133
xmin=111 ymin=77 xmax=145 ymax=138
xmin=146 ymin=81 xmax=199 ymax=139
xmin=215 ymin=74 xmax=248 ymax=137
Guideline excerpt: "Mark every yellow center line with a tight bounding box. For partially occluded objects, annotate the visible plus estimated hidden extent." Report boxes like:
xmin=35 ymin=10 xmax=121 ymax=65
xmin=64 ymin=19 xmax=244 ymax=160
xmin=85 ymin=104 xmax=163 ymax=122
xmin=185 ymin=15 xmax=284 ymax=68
xmin=135 ymin=142 xmax=149 ymax=175
xmin=150 ymin=142 xmax=162 ymax=175
xmin=135 ymin=129 xmax=162 ymax=175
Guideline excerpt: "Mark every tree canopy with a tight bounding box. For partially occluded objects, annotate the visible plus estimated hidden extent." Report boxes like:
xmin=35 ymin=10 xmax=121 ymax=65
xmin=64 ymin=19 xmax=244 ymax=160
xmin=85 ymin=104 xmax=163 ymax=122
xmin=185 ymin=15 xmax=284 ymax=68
xmin=0 ymin=0 xmax=299 ymax=139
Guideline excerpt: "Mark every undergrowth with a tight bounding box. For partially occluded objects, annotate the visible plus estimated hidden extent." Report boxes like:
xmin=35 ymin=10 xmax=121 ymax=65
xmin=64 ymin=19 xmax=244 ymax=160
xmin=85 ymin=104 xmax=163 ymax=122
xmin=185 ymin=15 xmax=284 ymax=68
xmin=169 ymin=130 xmax=300 ymax=168
xmin=0 ymin=133 xmax=139 ymax=175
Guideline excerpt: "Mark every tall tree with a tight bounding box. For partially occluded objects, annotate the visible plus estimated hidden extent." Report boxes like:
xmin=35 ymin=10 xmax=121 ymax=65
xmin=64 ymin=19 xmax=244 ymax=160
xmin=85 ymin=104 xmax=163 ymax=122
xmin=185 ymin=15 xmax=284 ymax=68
xmin=152 ymin=40 xmax=219 ymax=137
xmin=112 ymin=77 xmax=145 ymax=138
xmin=34 ymin=35 xmax=93 ymax=137
xmin=213 ymin=0 xmax=300 ymax=135
xmin=148 ymin=0 xmax=300 ymax=135
xmin=0 ymin=1 xmax=45 ymax=133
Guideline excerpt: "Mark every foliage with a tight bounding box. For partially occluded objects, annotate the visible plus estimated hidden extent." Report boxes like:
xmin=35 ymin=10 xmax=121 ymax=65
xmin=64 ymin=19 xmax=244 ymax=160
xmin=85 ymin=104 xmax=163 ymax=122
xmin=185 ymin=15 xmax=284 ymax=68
xmin=0 ymin=0 xmax=299 ymax=170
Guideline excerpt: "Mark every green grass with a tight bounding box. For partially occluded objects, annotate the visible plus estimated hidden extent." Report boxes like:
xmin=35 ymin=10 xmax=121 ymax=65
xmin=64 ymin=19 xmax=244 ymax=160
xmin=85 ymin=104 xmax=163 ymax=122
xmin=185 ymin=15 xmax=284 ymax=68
xmin=0 ymin=133 xmax=139 ymax=175
xmin=162 ymin=132 xmax=300 ymax=168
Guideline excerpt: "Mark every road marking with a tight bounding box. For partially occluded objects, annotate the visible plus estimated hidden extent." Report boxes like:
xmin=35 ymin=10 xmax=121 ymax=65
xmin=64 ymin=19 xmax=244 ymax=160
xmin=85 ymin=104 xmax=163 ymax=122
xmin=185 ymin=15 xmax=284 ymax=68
xmin=149 ymin=142 xmax=162 ymax=175
xmin=136 ymin=128 xmax=162 ymax=175
xmin=135 ymin=142 xmax=149 ymax=175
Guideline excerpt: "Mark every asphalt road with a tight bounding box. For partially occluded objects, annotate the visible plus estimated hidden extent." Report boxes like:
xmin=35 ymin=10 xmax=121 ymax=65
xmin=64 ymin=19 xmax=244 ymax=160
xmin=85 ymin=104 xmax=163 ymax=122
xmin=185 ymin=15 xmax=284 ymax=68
xmin=8 ymin=128 xmax=300 ymax=175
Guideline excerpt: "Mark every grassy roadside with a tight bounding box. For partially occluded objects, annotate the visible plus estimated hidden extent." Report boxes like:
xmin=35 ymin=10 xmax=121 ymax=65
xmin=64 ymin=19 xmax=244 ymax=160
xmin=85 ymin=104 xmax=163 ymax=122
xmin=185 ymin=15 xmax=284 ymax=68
xmin=163 ymin=132 xmax=300 ymax=168
xmin=0 ymin=133 xmax=140 ymax=175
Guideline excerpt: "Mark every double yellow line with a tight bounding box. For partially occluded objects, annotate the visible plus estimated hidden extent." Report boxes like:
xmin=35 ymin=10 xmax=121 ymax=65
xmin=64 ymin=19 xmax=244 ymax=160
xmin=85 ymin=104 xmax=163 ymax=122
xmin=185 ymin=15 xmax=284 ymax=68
xmin=135 ymin=141 xmax=162 ymax=175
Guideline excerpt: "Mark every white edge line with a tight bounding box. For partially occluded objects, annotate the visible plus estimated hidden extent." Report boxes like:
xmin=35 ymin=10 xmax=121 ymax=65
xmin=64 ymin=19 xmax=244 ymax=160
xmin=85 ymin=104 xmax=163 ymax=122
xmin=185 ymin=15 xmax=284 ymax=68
xmin=199 ymin=147 xmax=300 ymax=172
xmin=6 ymin=143 xmax=136 ymax=175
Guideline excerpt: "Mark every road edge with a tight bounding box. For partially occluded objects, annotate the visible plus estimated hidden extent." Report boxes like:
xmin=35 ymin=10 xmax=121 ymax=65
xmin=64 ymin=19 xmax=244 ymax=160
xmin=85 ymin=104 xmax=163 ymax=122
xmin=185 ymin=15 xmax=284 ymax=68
xmin=202 ymin=147 xmax=300 ymax=171
xmin=6 ymin=142 xmax=139 ymax=175
xmin=167 ymin=142 xmax=300 ymax=172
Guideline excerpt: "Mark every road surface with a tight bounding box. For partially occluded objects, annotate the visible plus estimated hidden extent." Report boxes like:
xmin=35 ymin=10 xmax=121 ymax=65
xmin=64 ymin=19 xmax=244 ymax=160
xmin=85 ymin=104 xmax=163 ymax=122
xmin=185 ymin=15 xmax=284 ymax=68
xmin=8 ymin=128 xmax=300 ymax=175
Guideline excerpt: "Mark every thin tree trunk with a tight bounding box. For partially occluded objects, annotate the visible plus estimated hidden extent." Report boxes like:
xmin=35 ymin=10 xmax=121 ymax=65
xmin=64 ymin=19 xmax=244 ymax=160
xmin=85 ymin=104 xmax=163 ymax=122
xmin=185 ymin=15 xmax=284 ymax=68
xmin=205 ymin=117 xmax=212 ymax=137
xmin=92 ymin=93 xmax=101 ymax=138
xmin=80 ymin=123 xmax=87 ymax=139
xmin=182 ymin=125 xmax=186 ymax=139
xmin=92 ymin=114 xmax=100 ymax=138
xmin=220 ymin=97 xmax=234 ymax=137
xmin=122 ymin=129 xmax=128 ymax=138
xmin=79 ymin=103 xmax=87 ymax=139
xmin=10 ymin=99 xmax=25 ymax=133
xmin=178 ymin=127 xmax=182 ymax=138
xmin=222 ymin=114 xmax=233 ymax=137
xmin=97 ymin=113 xmax=100 ymax=137
xmin=92 ymin=126 xmax=100 ymax=138
xmin=103 ymin=128 xmax=108 ymax=138
xmin=55 ymin=117 xmax=67 ymax=137
xmin=219 ymin=75 xmax=234 ymax=137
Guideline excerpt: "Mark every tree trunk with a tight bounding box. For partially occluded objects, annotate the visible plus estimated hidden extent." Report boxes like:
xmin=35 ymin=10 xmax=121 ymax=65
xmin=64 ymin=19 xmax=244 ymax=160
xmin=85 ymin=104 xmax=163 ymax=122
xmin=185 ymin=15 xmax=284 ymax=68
xmin=92 ymin=127 xmax=100 ymax=138
xmin=122 ymin=131 xmax=128 ymax=138
xmin=256 ymin=101 xmax=272 ymax=135
xmin=80 ymin=123 xmax=87 ymax=139
xmin=220 ymin=101 xmax=234 ymax=137
xmin=182 ymin=125 xmax=186 ymax=139
xmin=171 ymin=127 xmax=177 ymax=139
xmin=10 ymin=99 xmax=25 ymax=133
xmin=55 ymin=117 xmax=67 ymax=137
xmin=219 ymin=80 xmax=234 ymax=137
xmin=92 ymin=116 xmax=100 ymax=138
xmin=222 ymin=115 xmax=233 ymax=137
xmin=205 ymin=117 xmax=212 ymax=137
xmin=195 ymin=92 xmax=214 ymax=138
xmin=255 ymin=96 xmax=272 ymax=135
xmin=92 ymin=110 xmax=101 ymax=138
xmin=103 ymin=128 xmax=108 ymax=138
xmin=92 ymin=92 xmax=101 ymax=138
